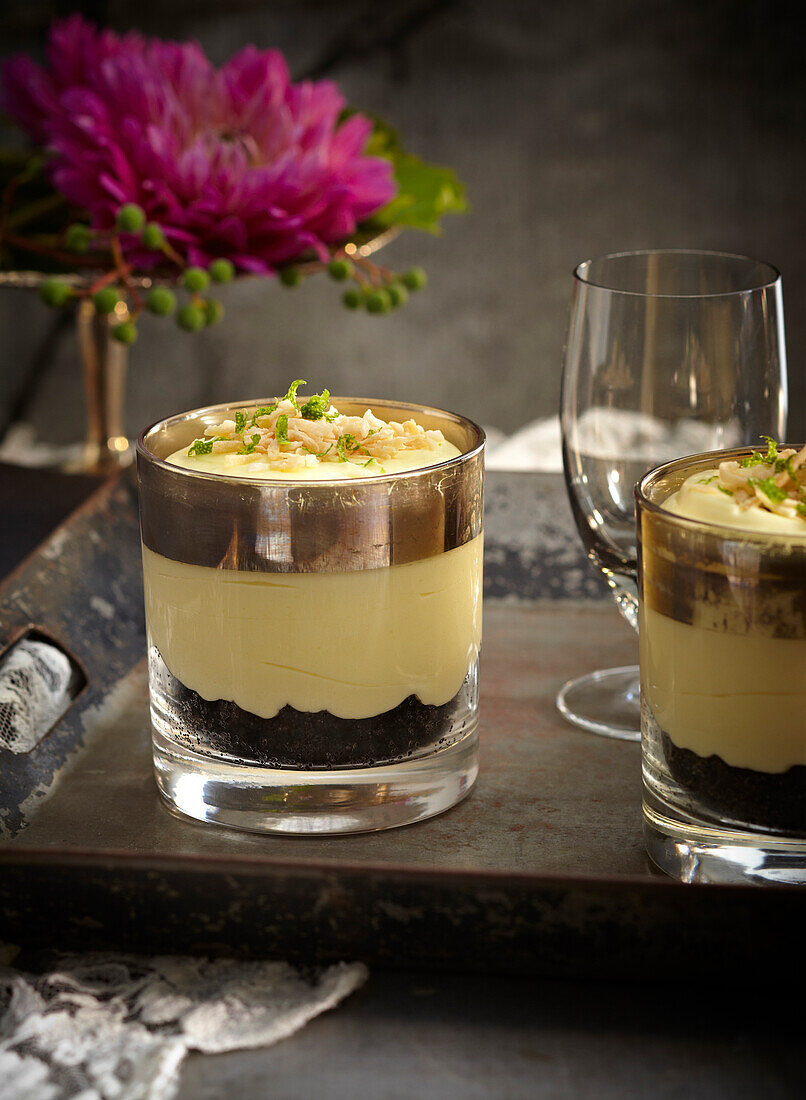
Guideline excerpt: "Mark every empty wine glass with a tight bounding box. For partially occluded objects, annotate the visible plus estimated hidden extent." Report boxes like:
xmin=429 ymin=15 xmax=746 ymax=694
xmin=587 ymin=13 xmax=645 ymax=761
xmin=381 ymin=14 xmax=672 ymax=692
xmin=558 ymin=249 xmax=787 ymax=740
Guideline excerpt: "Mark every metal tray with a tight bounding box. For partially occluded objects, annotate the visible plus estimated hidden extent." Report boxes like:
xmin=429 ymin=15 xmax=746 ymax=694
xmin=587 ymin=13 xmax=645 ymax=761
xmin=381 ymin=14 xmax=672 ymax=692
xmin=1 ymin=471 xmax=802 ymax=981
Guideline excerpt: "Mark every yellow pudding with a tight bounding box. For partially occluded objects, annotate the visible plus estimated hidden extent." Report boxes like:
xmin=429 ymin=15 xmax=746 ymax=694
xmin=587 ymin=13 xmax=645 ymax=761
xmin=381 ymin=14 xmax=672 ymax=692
xmin=143 ymin=535 xmax=482 ymax=721
xmin=166 ymin=441 xmax=461 ymax=479
xmin=640 ymin=604 xmax=806 ymax=772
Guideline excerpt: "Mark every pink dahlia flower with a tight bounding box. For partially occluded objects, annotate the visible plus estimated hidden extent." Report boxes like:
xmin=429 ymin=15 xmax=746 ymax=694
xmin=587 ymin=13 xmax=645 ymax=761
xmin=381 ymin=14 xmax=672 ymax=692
xmin=1 ymin=16 xmax=395 ymax=271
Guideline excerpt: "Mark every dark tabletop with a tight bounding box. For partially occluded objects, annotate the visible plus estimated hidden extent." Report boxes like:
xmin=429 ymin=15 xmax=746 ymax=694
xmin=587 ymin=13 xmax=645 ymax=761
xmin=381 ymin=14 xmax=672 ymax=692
xmin=0 ymin=464 xmax=798 ymax=1100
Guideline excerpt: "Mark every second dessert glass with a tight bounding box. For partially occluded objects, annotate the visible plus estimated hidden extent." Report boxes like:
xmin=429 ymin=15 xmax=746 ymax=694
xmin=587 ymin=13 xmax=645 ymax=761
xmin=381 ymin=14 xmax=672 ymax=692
xmin=137 ymin=398 xmax=484 ymax=834
xmin=637 ymin=449 xmax=806 ymax=884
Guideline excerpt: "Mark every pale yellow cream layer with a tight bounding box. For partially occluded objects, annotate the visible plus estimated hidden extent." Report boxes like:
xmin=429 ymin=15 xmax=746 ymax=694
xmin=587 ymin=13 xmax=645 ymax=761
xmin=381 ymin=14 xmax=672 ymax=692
xmin=664 ymin=469 xmax=806 ymax=536
xmin=641 ymin=604 xmax=806 ymax=772
xmin=166 ymin=441 xmax=462 ymax=480
xmin=142 ymin=537 xmax=482 ymax=720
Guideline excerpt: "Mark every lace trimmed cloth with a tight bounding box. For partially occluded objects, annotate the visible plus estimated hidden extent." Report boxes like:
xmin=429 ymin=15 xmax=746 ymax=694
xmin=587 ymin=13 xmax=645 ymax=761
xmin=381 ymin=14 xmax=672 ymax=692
xmin=0 ymin=638 xmax=81 ymax=756
xmin=0 ymin=952 xmax=367 ymax=1099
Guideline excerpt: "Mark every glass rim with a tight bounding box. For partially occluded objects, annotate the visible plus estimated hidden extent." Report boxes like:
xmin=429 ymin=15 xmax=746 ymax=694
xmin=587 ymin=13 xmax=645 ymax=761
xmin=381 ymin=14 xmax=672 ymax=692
xmin=137 ymin=396 xmax=486 ymax=488
xmin=635 ymin=446 xmax=806 ymax=540
xmin=574 ymin=249 xmax=781 ymax=299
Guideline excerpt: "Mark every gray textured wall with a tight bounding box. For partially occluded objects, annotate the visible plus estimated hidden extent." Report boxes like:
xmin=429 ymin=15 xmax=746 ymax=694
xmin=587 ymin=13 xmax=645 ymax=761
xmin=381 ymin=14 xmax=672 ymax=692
xmin=1 ymin=0 xmax=804 ymax=446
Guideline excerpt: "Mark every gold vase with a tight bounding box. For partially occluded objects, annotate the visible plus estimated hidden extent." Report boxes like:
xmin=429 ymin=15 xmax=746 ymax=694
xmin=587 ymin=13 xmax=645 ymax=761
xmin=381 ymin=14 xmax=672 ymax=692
xmin=0 ymin=271 xmax=133 ymax=476
xmin=75 ymin=297 xmax=132 ymax=474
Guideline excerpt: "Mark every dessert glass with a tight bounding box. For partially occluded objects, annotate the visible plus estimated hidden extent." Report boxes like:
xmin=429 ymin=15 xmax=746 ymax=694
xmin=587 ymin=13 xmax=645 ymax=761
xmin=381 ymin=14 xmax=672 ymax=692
xmin=637 ymin=449 xmax=806 ymax=884
xmin=137 ymin=398 xmax=484 ymax=834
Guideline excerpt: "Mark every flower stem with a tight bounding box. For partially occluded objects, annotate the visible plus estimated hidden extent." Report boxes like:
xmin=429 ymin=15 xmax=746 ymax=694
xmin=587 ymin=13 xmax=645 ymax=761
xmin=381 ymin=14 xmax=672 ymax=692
xmin=0 ymin=230 xmax=101 ymax=267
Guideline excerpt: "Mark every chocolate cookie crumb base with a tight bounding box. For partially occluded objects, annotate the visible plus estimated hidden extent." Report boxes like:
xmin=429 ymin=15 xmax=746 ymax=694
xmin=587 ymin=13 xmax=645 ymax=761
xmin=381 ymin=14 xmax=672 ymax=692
xmin=158 ymin=659 xmax=465 ymax=768
xmin=663 ymin=731 xmax=806 ymax=834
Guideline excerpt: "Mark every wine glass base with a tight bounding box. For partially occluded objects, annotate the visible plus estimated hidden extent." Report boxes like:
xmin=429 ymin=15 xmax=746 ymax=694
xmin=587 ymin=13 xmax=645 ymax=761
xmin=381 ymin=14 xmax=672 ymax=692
xmin=556 ymin=665 xmax=641 ymax=742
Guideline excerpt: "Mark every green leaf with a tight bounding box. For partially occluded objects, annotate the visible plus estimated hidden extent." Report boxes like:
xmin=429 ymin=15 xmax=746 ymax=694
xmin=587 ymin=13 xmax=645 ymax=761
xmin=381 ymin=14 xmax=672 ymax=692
xmin=361 ymin=117 xmax=467 ymax=235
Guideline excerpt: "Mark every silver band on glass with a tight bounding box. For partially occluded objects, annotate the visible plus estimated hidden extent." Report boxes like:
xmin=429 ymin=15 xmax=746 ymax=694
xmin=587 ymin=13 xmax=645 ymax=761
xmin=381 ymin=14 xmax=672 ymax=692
xmin=137 ymin=398 xmax=485 ymax=573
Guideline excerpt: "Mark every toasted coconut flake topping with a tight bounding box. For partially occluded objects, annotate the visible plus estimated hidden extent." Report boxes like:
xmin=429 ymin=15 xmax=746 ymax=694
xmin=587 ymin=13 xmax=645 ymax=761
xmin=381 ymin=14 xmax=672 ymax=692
xmin=715 ymin=438 xmax=806 ymax=522
xmin=185 ymin=381 xmax=448 ymax=472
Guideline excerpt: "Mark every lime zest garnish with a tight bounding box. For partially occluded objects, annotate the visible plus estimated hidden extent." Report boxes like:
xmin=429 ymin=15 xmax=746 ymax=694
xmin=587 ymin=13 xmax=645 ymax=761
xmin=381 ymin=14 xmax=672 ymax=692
xmin=718 ymin=485 xmax=734 ymax=496
xmin=187 ymin=437 xmax=214 ymax=456
xmin=761 ymin=436 xmax=779 ymax=464
xmin=300 ymin=388 xmax=331 ymax=421
xmin=300 ymin=442 xmax=335 ymax=458
xmin=234 ymin=410 xmax=247 ymax=434
xmin=187 ymin=436 xmax=226 ymax=456
xmin=283 ymin=379 xmax=306 ymax=410
xmin=238 ymin=432 xmax=261 ymax=455
xmin=336 ymin=433 xmax=359 ymax=462
xmin=749 ymin=477 xmax=787 ymax=504
xmin=251 ymin=404 xmax=277 ymax=426
xmin=740 ymin=451 xmax=765 ymax=469
xmin=276 ymin=414 xmax=289 ymax=445
xmin=741 ymin=437 xmax=780 ymax=468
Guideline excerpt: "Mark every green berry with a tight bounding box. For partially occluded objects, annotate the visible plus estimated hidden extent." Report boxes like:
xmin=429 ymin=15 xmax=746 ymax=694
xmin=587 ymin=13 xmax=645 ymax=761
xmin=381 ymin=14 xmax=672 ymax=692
xmin=111 ymin=321 xmax=138 ymax=345
xmin=203 ymin=298 xmax=225 ymax=325
xmin=328 ymin=258 xmax=353 ymax=281
xmin=209 ymin=258 xmax=235 ymax=283
xmin=366 ymin=289 xmax=392 ymax=314
xmin=176 ymin=303 xmax=205 ymax=332
xmin=145 ymin=287 xmax=176 ymax=316
xmin=182 ymin=266 xmax=210 ymax=293
xmin=116 ymin=203 xmax=146 ymax=233
xmin=342 ymin=287 xmax=362 ymax=309
xmin=279 ymin=266 xmax=302 ymax=288
xmin=401 ymin=267 xmax=427 ymax=291
xmin=39 ymin=278 xmax=72 ymax=308
xmin=142 ymin=223 xmax=165 ymax=250
xmin=93 ymin=286 xmax=120 ymax=315
xmin=387 ymin=283 xmax=408 ymax=308
xmin=65 ymin=224 xmax=91 ymax=253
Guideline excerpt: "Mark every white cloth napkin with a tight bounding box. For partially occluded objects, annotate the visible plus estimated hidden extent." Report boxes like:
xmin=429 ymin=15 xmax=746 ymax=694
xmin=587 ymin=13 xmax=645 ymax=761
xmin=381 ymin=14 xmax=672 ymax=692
xmin=485 ymin=411 xmax=744 ymax=472
xmin=485 ymin=417 xmax=562 ymax=471
xmin=0 ymin=638 xmax=78 ymax=756
xmin=0 ymin=953 xmax=367 ymax=1100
